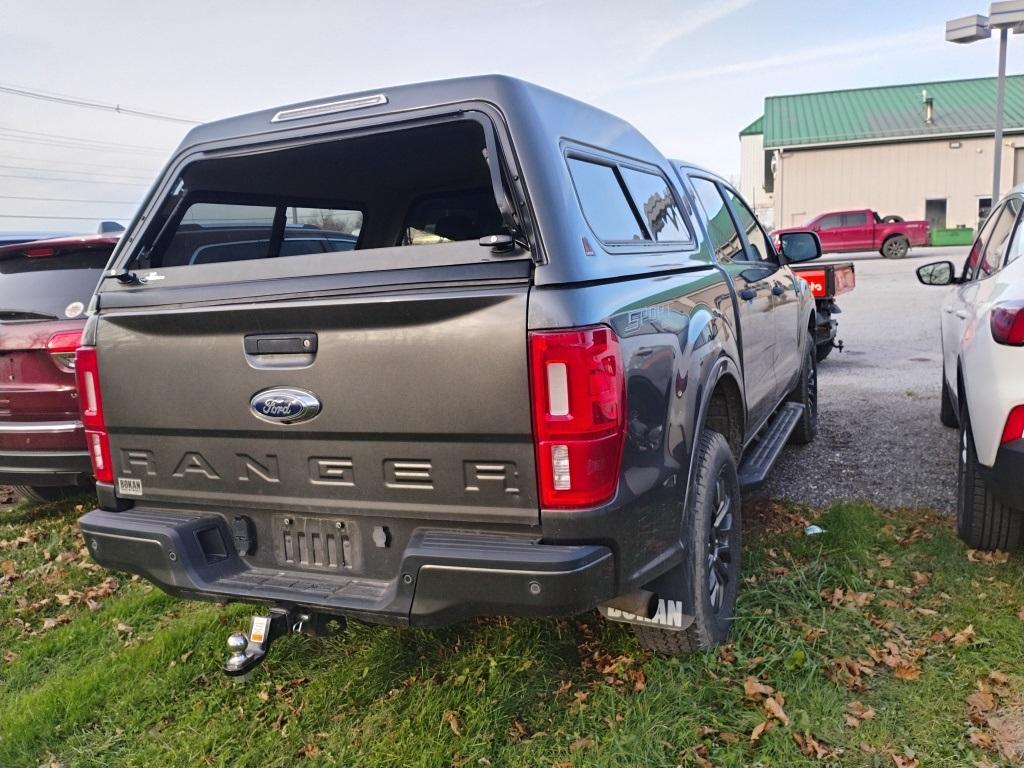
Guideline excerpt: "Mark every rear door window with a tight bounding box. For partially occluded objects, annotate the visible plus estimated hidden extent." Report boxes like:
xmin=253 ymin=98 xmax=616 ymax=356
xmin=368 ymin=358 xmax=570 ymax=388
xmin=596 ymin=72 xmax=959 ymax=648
xmin=842 ymin=212 xmax=869 ymax=227
xmin=0 ymin=248 xmax=112 ymax=321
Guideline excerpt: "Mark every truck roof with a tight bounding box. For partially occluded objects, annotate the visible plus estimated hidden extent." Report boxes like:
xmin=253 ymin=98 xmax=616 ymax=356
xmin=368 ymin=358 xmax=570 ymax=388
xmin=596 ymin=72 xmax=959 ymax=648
xmin=177 ymin=74 xmax=661 ymax=162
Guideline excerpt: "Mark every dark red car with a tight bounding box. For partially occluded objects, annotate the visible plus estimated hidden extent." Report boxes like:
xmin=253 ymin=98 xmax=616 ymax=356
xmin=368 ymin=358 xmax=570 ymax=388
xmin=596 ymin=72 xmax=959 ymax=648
xmin=0 ymin=234 xmax=119 ymax=501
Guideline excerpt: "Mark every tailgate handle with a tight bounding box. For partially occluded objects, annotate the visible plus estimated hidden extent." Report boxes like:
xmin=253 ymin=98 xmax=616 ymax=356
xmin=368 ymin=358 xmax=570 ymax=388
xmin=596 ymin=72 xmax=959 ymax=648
xmin=244 ymin=333 xmax=318 ymax=356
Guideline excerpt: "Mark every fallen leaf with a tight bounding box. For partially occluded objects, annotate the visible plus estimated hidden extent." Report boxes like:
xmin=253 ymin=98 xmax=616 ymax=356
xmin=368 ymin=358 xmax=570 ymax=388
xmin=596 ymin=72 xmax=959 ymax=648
xmin=951 ymin=625 xmax=976 ymax=648
xmin=763 ymin=694 xmax=789 ymax=726
xmin=891 ymin=755 xmax=919 ymax=768
xmin=443 ymin=709 xmax=462 ymax=736
xmin=0 ymin=559 xmax=15 ymax=576
xmin=569 ymin=737 xmax=594 ymax=752
xmin=970 ymin=729 xmax=995 ymax=750
xmin=967 ymin=549 xmax=1010 ymax=564
xmin=691 ymin=745 xmax=714 ymax=768
xmin=894 ymin=662 xmax=921 ymax=681
xmin=744 ymin=676 xmax=774 ymax=701
xmin=750 ymin=719 xmax=773 ymax=744
xmin=846 ymin=700 xmax=876 ymax=725
xmin=793 ymin=730 xmax=833 ymax=759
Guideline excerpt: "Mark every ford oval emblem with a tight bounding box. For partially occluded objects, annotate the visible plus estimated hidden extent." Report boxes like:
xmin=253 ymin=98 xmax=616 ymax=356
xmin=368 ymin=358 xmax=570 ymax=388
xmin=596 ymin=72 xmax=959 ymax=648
xmin=249 ymin=387 xmax=321 ymax=425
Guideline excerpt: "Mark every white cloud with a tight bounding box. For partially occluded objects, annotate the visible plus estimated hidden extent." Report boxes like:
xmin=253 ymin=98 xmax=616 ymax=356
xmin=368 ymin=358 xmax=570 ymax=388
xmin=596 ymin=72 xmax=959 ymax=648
xmin=624 ymin=26 xmax=943 ymax=91
xmin=636 ymin=0 xmax=759 ymax=64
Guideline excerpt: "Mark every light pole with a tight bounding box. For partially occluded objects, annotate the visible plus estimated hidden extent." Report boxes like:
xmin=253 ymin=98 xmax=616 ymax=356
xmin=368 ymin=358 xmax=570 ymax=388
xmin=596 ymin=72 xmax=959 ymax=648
xmin=946 ymin=2 xmax=1024 ymax=205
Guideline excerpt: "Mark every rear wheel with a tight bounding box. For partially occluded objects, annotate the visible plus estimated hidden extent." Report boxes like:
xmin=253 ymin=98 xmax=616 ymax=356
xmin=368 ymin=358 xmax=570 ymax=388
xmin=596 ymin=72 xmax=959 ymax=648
xmin=940 ymin=373 xmax=958 ymax=428
xmin=632 ymin=429 xmax=740 ymax=655
xmin=881 ymin=235 xmax=909 ymax=259
xmin=787 ymin=332 xmax=818 ymax=444
xmin=957 ymin=404 xmax=1023 ymax=550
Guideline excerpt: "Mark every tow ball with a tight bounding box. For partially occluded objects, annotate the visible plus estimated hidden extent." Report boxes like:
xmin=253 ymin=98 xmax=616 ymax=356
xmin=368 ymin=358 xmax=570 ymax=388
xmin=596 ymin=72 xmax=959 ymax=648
xmin=223 ymin=607 xmax=343 ymax=677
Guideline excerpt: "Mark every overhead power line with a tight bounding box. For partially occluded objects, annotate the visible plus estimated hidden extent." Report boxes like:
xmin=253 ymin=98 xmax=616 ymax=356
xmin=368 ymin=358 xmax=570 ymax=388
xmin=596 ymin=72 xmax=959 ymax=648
xmin=0 ymin=125 xmax=170 ymax=152
xmin=0 ymin=171 xmax=149 ymax=186
xmin=0 ymin=162 xmax=153 ymax=182
xmin=0 ymin=153 xmax=158 ymax=174
xmin=0 ymin=83 xmax=200 ymax=125
xmin=0 ymin=214 xmax=131 ymax=221
xmin=0 ymin=194 xmax=140 ymax=205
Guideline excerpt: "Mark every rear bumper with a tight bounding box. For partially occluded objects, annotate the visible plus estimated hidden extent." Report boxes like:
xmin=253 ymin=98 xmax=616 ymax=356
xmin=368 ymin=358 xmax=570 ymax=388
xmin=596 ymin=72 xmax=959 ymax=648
xmin=989 ymin=439 xmax=1024 ymax=510
xmin=78 ymin=508 xmax=615 ymax=627
xmin=0 ymin=449 xmax=92 ymax=487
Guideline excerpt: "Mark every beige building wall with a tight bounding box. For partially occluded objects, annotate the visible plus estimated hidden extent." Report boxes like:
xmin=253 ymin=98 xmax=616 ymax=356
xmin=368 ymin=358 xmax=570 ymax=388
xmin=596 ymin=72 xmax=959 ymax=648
xmin=739 ymin=133 xmax=774 ymax=227
xmin=772 ymin=134 xmax=1024 ymax=230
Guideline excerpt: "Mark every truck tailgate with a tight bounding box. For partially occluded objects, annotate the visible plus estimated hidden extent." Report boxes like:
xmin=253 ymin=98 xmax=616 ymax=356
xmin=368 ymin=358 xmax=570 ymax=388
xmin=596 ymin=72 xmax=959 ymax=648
xmin=95 ymin=282 xmax=538 ymax=524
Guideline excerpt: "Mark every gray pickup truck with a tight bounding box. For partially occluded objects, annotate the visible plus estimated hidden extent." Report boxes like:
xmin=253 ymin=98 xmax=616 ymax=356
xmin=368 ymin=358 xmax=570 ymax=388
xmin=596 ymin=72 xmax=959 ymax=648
xmin=77 ymin=76 xmax=821 ymax=670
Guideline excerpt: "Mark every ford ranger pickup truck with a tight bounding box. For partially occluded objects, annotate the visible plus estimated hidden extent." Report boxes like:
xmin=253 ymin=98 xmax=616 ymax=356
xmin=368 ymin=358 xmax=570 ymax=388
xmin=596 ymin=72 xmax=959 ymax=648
xmin=774 ymin=209 xmax=929 ymax=259
xmin=77 ymin=76 xmax=821 ymax=669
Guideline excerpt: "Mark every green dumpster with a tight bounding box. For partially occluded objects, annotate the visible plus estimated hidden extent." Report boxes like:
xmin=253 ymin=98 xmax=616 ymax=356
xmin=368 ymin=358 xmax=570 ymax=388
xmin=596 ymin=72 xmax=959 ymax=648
xmin=931 ymin=227 xmax=975 ymax=246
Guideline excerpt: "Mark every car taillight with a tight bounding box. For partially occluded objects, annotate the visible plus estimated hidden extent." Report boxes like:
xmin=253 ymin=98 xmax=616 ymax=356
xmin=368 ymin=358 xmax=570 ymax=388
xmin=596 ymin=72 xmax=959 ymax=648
xmin=75 ymin=346 xmax=112 ymax=483
xmin=991 ymin=301 xmax=1024 ymax=346
xmin=1002 ymin=405 xmax=1024 ymax=445
xmin=46 ymin=330 xmax=83 ymax=373
xmin=529 ymin=326 xmax=625 ymax=509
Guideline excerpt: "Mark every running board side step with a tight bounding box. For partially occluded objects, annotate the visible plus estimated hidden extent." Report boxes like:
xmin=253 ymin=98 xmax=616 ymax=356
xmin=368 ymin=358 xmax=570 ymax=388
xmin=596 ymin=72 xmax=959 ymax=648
xmin=737 ymin=402 xmax=804 ymax=492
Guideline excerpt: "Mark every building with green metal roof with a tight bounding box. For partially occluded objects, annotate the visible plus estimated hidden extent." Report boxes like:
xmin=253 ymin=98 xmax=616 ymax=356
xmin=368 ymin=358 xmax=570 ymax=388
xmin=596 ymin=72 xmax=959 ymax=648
xmin=740 ymin=75 xmax=1024 ymax=235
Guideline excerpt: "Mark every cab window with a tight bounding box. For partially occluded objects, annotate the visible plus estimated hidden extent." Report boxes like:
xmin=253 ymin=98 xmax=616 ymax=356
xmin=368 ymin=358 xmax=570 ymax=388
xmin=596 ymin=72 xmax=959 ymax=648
xmin=690 ymin=177 xmax=744 ymax=262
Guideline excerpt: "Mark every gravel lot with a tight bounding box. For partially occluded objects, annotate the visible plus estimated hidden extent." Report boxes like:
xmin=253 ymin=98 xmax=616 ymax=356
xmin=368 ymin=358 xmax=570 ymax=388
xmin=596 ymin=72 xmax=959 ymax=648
xmin=759 ymin=246 xmax=968 ymax=513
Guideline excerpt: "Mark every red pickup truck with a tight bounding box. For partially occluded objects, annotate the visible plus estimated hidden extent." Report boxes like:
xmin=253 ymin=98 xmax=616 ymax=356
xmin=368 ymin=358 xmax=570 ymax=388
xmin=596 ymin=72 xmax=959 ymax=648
xmin=774 ymin=209 xmax=929 ymax=259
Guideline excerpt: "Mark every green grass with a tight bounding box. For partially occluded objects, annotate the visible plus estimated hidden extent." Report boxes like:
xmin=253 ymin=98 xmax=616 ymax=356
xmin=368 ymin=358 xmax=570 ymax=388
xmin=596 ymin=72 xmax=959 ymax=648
xmin=2 ymin=497 xmax=1024 ymax=767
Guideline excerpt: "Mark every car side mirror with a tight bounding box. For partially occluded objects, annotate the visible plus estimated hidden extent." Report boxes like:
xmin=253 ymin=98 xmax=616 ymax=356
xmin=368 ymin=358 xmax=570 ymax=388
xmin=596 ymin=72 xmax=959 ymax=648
xmin=916 ymin=260 xmax=956 ymax=286
xmin=779 ymin=230 xmax=821 ymax=263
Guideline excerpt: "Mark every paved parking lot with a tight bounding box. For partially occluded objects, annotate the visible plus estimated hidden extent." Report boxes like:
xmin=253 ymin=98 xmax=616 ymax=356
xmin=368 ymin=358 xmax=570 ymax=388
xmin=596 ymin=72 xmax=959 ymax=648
xmin=759 ymin=246 xmax=968 ymax=513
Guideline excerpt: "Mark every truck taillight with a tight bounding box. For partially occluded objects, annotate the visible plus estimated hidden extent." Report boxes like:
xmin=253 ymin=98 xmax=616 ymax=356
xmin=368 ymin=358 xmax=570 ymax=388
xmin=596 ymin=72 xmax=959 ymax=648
xmin=1002 ymin=405 xmax=1024 ymax=445
xmin=528 ymin=326 xmax=625 ymax=509
xmin=75 ymin=346 xmax=112 ymax=483
xmin=991 ymin=301 xmax=1024 ymax=346
xmin=46 ymin=330 xmax=83 ymax=373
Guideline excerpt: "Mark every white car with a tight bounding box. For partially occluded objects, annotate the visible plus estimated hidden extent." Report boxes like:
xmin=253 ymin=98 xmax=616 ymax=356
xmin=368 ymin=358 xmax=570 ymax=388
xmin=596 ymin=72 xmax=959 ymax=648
xmin=917 ymin=190 xmax=1024 ymax=550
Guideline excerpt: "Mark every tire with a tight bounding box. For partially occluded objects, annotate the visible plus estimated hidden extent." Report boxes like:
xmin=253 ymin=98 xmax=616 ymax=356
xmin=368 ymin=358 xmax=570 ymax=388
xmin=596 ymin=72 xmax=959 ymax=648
xmin=13 ymin=485 xmax=78 ymax=504
xmin=787 ymin=332 xmax=818 ymax=444
xmin=815 ymin=343 xmax=833 ymax=363
xmin=881 ymin=235 xmax=909 ymax=259
xmin=957 ymin=403 xmax=1023 ymax=550
xmin=940 ymin=373 xmax=958 ymax=428
xmin=632 ymin=429 xmax=741 ymax=655
xmin=881 ymin=215 xmax=904 ymax=224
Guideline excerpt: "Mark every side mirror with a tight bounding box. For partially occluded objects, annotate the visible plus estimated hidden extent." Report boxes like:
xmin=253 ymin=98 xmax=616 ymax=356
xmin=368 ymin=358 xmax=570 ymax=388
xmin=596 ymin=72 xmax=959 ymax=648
xmin=779 ymin=230 xmax=821 ymax=263
xmin=916 ymin=260 xmax=956 ymax=286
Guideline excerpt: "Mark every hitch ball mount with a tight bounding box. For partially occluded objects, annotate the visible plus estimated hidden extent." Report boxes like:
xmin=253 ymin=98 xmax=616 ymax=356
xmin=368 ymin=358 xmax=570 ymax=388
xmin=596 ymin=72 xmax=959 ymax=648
xmin=223 ymin=606 xmax=343 ymax=677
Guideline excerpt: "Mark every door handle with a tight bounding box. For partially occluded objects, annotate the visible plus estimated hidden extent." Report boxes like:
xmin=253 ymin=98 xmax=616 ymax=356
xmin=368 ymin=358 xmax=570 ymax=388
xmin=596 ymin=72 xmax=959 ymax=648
xmin=955 ymin=310 xmax=968 ymax=319
xmin=771 ymin=283 xmax=785 ymax=297
xmin=739 ymin=287 xmax=757 ymax=301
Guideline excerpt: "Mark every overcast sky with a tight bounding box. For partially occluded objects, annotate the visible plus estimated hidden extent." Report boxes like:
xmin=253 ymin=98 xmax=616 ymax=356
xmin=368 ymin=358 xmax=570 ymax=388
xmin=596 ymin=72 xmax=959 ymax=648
xmin=0 ymin=0 xmax=1021 ymax=232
